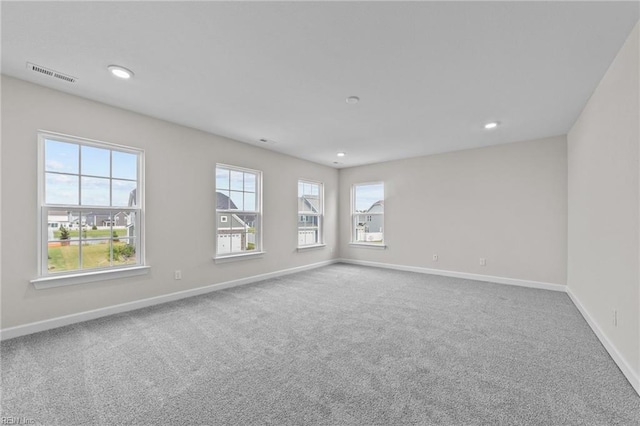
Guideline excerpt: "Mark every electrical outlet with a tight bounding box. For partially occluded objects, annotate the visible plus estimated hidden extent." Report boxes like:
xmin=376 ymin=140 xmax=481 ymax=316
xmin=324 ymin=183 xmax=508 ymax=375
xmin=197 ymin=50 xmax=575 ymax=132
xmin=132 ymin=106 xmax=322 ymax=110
xmin=432 ymin=254 xmax=438 ymax=261
xmin=174 ymin=270 xmax=182 ymax=280
xmin=479 ymin=258 xmax=486 ymax=266
xmin=613 ymin=309 xmax=618 ymax=327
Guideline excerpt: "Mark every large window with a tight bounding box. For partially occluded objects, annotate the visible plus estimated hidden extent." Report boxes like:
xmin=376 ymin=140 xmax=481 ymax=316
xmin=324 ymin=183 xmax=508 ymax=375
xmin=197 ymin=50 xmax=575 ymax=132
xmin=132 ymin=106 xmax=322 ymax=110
xmin=298 ymin=180 xmax=323 ymax=247
xmin=38 ymin=132 xmax=144 ymax=277
xmin=216 ymin=165 xmax=261 ymax=256
xmin=352 ymin=182 xmax=384 ymax=244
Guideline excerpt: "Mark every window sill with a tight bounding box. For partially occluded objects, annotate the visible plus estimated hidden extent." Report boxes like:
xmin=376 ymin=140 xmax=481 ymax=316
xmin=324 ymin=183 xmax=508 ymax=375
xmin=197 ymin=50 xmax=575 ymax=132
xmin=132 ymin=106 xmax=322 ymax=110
xmin=349 ymin=242 xmax=387 ymax=249
xmin=31 ymin=265 xmax=151 ymax=289
xmin=297 ymin=244 xmax=326 ymax=252
xmin=213 ymin=251 xmax=266 ymax=263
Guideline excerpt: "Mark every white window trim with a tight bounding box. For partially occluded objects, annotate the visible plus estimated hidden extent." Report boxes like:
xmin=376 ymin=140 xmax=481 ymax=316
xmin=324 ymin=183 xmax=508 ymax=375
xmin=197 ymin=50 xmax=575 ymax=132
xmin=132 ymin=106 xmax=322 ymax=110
xmin=296 ymin=244 xmax=326 ymax=252
xmin=215 ymin=164 xmax=263 ymax=259
xmin=351 ymin=181 xmax=385 ymax=246
xmin=35 ymin=130 xmax=146 ymax=287
xmin=213 ymin=251 xmax=266 ymax=262
xmin=31 ymin=266 xmax=151 ymax=289
xmin=349 ymin=242 xmax=387 ymax=249
xmin=297 ymin=179 xmax=324 ymax=249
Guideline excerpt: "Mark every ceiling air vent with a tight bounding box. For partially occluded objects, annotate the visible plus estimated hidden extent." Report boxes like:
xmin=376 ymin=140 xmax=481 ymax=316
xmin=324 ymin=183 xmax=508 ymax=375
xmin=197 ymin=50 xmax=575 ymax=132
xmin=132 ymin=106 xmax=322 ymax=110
xmin=27 ymin=62 xmax=77 ymax=83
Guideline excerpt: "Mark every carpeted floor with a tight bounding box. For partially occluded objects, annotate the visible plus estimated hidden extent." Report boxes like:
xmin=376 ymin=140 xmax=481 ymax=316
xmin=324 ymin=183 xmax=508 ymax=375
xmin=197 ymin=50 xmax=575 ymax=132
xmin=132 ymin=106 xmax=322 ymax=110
xmin=1 ymin=263 xmax=639 ymax=425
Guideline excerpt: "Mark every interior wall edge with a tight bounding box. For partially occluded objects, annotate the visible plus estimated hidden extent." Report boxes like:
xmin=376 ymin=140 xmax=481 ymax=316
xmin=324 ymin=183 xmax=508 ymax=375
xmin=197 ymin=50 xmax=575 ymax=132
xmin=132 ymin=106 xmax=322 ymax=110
xmin=338 ymin=258 xmax=565 ymax=292
xmin=567 ymin=287 xmax=640 ymax=396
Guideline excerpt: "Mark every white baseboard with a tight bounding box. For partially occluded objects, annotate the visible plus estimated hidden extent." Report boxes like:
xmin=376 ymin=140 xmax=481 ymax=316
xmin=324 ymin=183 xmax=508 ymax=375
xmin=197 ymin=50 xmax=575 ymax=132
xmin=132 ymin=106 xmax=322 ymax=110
xmin=0 ymin=260 xmax=337 ymax=341
xmin=566 ymin=287 xmax=640 ymax=395
xmin=337 ymin=258 xmax=566 ymax=292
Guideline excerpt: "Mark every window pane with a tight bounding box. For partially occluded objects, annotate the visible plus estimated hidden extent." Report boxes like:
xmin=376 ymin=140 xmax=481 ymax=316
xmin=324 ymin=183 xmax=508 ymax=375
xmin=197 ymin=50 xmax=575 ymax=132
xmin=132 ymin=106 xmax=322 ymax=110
xmin=48 ymin=239 xmax=78 ymax=273
xmin=354 ymin=213 xmax=383 ymax=243
xmin=112 ymin=238 xmax=137 ymax=267
xmin=217 ymin=213 xmax=256 ymax=254
xmin=218 ymin=213 xmax=232 ymax=231
xmin=46 ymin=173 xmax=79 ymax=205
xmin=81 ymin=145 xmax=110 ymax=177
xmin=244 ymin=173 xmax=256 ymax=192
xmin=299 ymin=215 xmax=319 ymax=228
xmin=240 ymin=213 xmax=257 ymax=251
xmin=112 ymin=180 xmax=137 ymax=207
xmin=229 ymin=191 xmax=243 ymax=210
xmin=81 ymin=237 xmax=111 ymax=270
xmin=112 ymin=151 xmax=137 ymax=180
xmin=45 ymin=139 xmax=78 ymax=174
xmin=217 ymin=191 xmax=231 ymax=210
xmin=244 ymin=192 xmax=256 ymax=211
xmin=46 ymin=211 xmax=70 ymax=241
xmin=299 ymin=182 xmax=321 ymax=213
xmin=216 ymin=168 xmax=229 ymax=190
xmin=76 ymin=212 xmax=91 ymax=244
xmin=230 ymin=170 xmax=243 ymax=191
xmin=298 ymin=228 xmax=318 ymax=246
xmin=81 ymin=177 xmax=110 ymax=206
xmin=354 ymin=183 xmax=384 ymax=212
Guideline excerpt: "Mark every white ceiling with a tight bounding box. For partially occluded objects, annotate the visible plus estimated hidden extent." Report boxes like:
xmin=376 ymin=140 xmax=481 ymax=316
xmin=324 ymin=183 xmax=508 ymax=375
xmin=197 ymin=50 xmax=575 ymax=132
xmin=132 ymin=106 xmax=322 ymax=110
xmin=2 ymin=1 xmax=638 ymax=168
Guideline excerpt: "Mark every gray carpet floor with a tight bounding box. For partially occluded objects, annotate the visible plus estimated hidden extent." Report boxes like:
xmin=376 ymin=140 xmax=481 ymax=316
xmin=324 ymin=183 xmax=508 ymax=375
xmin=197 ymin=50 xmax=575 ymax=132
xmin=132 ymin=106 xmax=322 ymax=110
xmin=1 ymin=263 xmax=639 ymax=425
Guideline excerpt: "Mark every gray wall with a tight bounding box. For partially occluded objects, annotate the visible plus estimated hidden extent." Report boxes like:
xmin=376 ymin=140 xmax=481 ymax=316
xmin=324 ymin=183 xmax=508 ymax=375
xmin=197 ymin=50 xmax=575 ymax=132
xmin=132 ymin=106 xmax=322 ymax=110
xmin=1 ymin=76 xmax=339 ymax=328
xmin=339 ymin=136 xmax=568 ymax=285
xmin=567 ymin=22 xmax=639 ymax=380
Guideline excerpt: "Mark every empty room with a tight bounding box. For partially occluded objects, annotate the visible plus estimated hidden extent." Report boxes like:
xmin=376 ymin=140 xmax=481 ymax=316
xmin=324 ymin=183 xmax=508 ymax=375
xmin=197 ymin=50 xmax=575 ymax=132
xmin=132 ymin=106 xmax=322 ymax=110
xmin=1 ymin=1 xmax=639 ymax=425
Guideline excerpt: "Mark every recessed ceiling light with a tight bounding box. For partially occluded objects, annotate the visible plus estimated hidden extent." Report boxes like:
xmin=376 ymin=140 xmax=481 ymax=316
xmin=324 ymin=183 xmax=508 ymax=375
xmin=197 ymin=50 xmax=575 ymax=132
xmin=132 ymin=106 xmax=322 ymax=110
xmin=346 ymin=96 xmax=360 ymax=104
xmin=108 ymin=65 xmax=134 ymax=79
xmin=337 ymin=152 xmax=346 ymax=157
xmin=484 ymin=121 xmax=499 ymax=129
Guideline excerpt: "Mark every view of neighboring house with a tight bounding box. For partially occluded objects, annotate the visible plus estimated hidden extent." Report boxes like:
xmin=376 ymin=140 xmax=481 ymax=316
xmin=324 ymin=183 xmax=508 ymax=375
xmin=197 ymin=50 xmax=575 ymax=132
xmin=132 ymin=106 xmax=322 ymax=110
xmin=47 ymin=211 xmax=71 ymax=229
xmin=127 ymin=188 xmax=136 ymax=244
xmin=355 ymin=200 xmax=384 ymax=243
xmin=216 ymin=192 xmax=252 ymax=253
xmin=46 ymin=188 xmax=138 ymax=246
xmin=298 ymin=194 xmax=320 ymax=245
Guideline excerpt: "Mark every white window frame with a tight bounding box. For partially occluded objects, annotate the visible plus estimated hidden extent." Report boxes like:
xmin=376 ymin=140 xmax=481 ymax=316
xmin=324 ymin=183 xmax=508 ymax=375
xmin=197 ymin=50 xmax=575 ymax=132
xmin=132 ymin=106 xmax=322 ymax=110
xmin=32 ymin=131 xmax=148 ymax=289
xmin=351 ymin=181 xmax=386 ymax=248
xmin=214 ymin=164 xmax=263 ymax=260
xmin=297 ymin=179 xmax=324 ymax=249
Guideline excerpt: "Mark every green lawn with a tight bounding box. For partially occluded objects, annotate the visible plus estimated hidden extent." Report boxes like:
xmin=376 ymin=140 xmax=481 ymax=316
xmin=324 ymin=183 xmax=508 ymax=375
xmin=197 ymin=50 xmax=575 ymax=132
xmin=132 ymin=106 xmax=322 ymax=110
xmin=48 ymin=242 xmax=135 ymax=272
xmin=53 ymin=228 xmax=128 ymax=239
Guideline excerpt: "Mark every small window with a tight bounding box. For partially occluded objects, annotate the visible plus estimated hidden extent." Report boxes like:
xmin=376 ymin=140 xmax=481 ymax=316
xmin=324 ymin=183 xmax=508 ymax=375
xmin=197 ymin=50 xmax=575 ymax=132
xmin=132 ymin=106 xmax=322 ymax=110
xmin=38 ymin=132 xmax=144 ymax=277
xmin=216 ymin=165 xmax=262 ymax=256
xmin=352 ymin=182 xmax=384 ymax=244
xmin=298 ymin=180 xmax=323 ymax=247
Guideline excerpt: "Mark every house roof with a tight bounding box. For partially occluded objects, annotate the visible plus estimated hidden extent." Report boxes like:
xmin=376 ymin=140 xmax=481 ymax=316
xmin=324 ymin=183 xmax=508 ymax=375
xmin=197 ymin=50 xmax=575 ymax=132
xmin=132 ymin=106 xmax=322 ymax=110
xmin=367 ymin=200 xmax=384 ymax=212
xmin=216 ymin=192 xmax=238 ymax=210
xmin=298 ymin=196 xmax=320 ymax=213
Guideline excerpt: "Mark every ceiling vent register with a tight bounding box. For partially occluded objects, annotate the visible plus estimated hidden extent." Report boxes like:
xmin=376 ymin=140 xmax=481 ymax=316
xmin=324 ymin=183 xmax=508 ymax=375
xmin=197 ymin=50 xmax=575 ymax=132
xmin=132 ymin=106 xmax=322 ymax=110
xmin=27 ymin=62 xmax=77 ymax=83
